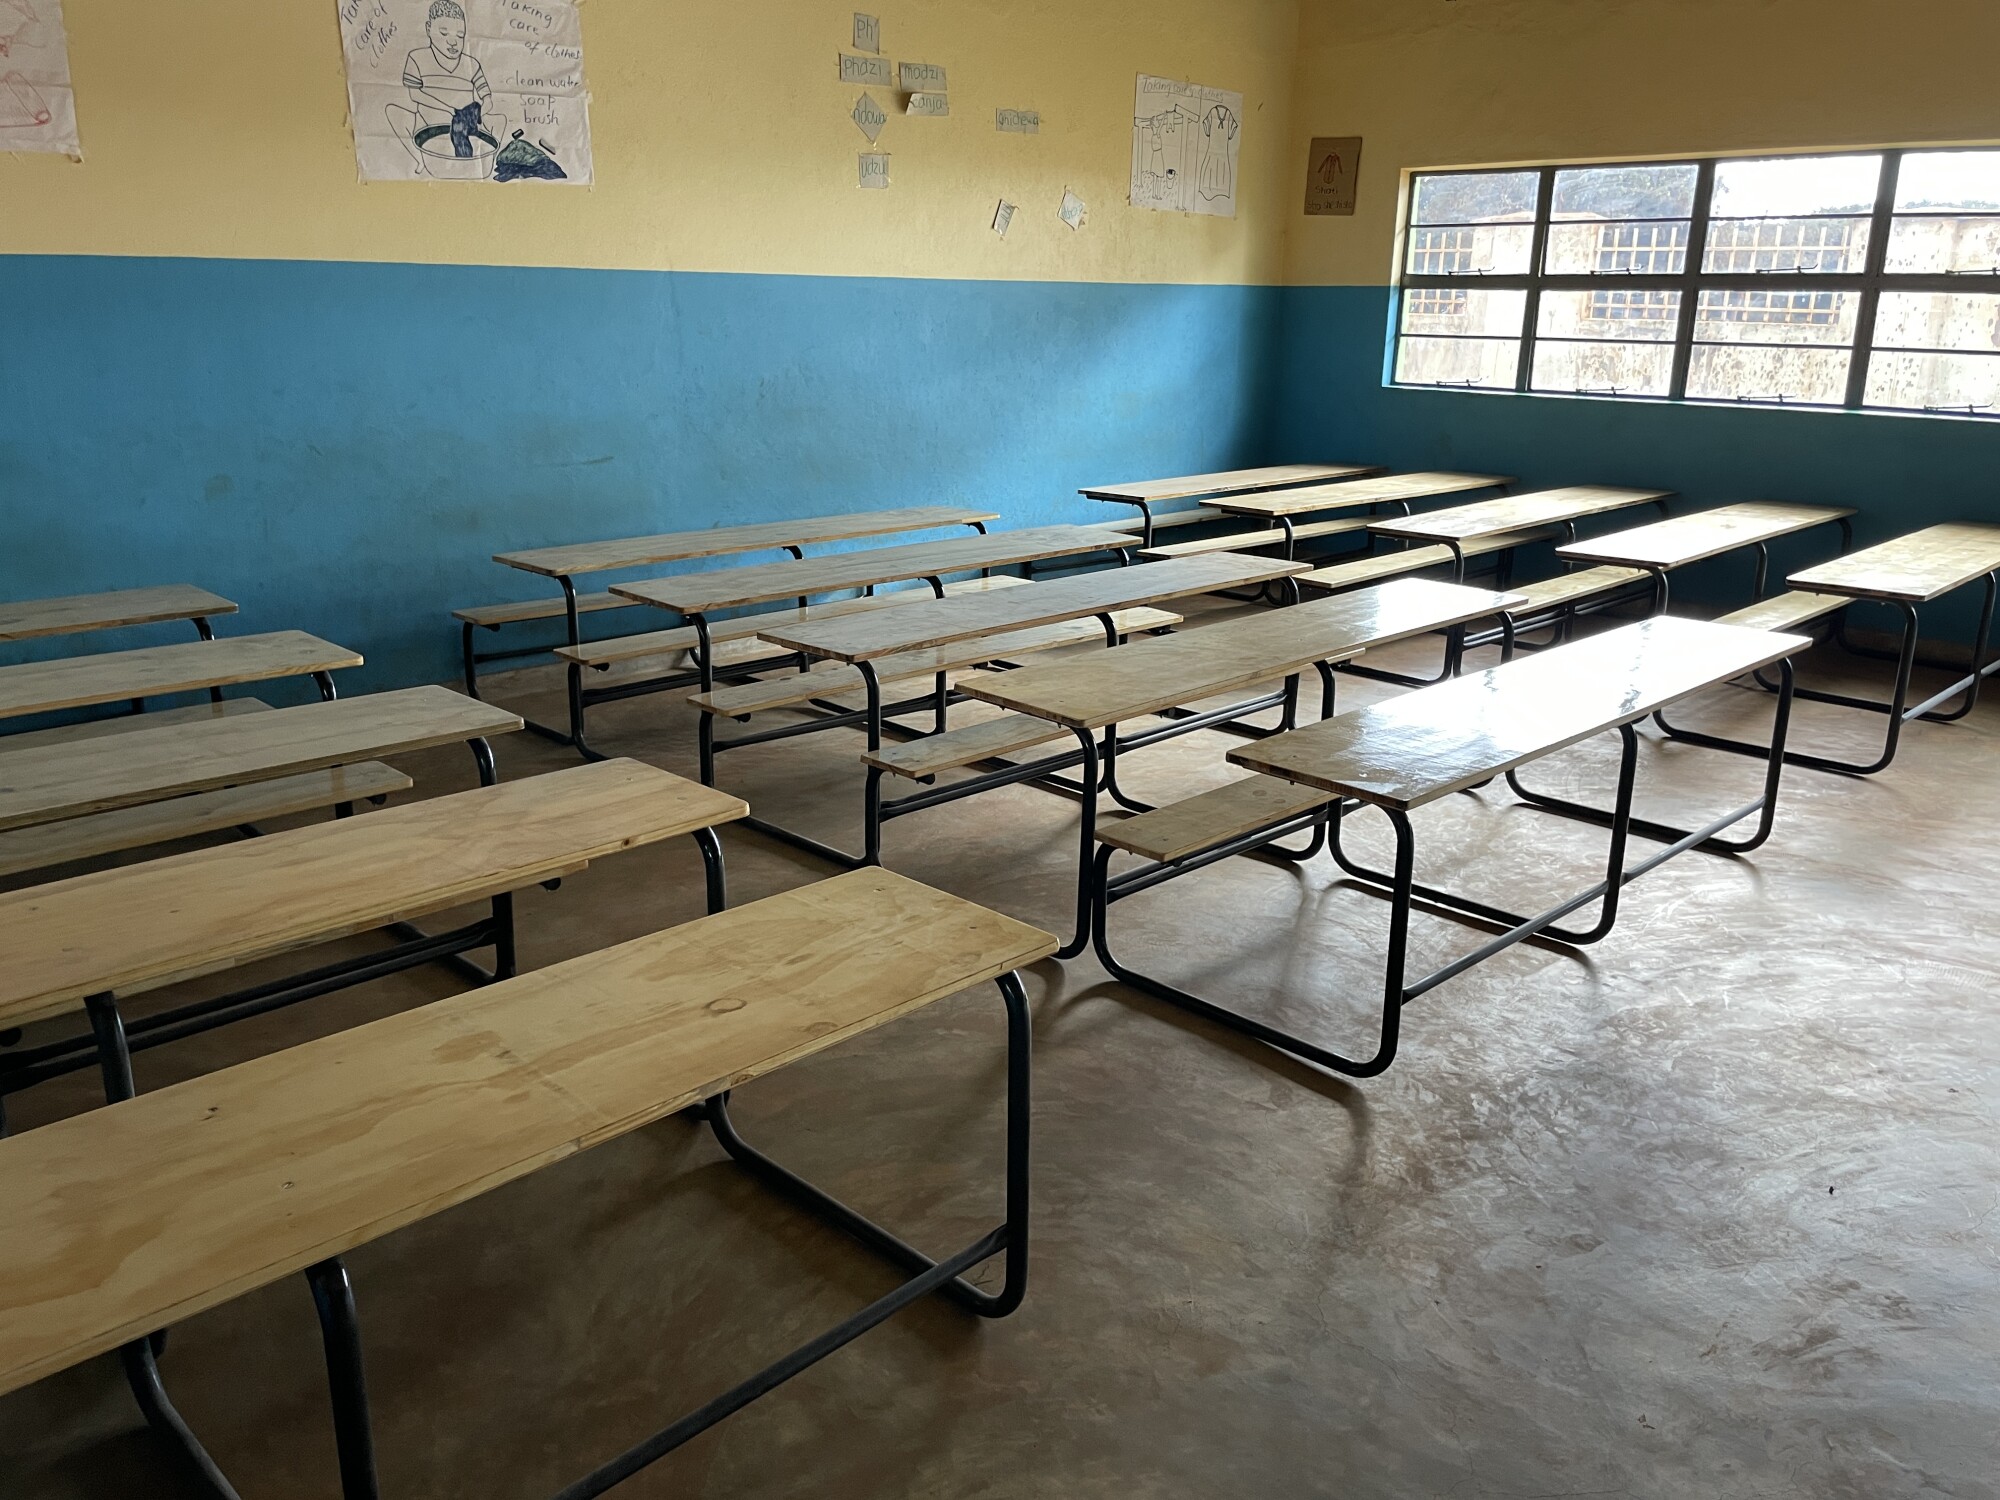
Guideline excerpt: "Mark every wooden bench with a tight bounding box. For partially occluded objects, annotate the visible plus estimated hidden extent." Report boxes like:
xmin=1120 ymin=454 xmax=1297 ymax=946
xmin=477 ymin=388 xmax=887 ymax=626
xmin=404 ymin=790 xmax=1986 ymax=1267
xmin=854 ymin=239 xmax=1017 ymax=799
xmin=1369 ymin=485 xmax=1676 ymax=581
xmin=1090 ymin=616 xmax=1810 ymax=1079
xmin=1299 ymin=527 xmax=1561 ymax=597
xmin=0 ymin=585 xmax=236 ymax=646
xmin=1656 ymin=522 xmax=2000 ymax=777
xmin=0 ymin=631 xmax=361 ymax=727
xmin=0 ymin=758 xmax=745 ymax=1119
xmin=1132 ymin=471 xmax=1514 ymax=566
xmin=1078 ymin=463 xmax=1383 ymax=548
xmin=1136 ymin=514 xmax=1375 ymax=561
xmin=0 ymin=869 xmax=1051 ymax=1499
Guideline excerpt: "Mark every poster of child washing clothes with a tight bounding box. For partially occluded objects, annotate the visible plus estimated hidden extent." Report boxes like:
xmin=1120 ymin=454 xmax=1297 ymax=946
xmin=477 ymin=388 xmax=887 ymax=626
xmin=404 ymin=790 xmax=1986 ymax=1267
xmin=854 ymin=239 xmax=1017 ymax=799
xmin=336 ymin=0 xmax=593 ymax=184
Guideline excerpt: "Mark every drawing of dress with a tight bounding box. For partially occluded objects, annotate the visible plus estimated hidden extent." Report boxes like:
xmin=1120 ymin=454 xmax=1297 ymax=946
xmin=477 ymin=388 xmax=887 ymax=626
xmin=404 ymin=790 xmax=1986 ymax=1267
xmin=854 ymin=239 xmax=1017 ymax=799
xmin=1198 ymin=105 xmax=1238 ymax=203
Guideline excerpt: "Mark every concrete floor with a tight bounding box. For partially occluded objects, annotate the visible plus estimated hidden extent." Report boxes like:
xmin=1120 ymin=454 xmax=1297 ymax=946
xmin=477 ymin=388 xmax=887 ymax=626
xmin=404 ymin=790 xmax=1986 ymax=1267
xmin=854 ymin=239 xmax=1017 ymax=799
xmin=4 ymin=604 xmax=1998 ymax=1499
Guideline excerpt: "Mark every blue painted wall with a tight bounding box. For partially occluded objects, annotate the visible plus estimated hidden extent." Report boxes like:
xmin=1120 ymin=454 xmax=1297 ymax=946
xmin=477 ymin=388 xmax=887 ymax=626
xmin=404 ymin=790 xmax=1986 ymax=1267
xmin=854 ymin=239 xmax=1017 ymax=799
xmin=0 ymin=256 xmax=1283 ymax=692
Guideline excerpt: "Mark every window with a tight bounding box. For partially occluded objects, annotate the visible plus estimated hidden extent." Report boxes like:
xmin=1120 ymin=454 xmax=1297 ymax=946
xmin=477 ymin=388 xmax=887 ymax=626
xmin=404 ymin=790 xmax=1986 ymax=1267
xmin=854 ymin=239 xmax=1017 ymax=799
xmin=1394 ymin=147 xmax=2000 ymax=415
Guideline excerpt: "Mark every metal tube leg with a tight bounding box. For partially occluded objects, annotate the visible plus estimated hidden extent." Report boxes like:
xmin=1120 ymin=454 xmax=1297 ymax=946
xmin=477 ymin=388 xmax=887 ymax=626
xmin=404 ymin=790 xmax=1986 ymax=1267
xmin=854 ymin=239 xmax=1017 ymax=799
xmin=305 ymin=1259 xmax=381 ymax=1500
xmin=461 ymin=622 xmax=482 ymax=699
xmin=695 ymin=825 xmax=728 ymax=913
xmin=469 ymin=735 xmax=499 ymax=788
xmin=490 ymin=891 xmax=518 ymax=981
xmin=1059 ymin=730 xmax=1102 ymax=959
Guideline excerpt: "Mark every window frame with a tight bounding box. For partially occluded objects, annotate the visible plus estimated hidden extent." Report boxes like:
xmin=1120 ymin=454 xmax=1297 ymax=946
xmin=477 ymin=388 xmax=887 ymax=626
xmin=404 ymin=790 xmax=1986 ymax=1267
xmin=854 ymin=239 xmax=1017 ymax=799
xmin=1393 ymin=147 xmax=2000 ymax=416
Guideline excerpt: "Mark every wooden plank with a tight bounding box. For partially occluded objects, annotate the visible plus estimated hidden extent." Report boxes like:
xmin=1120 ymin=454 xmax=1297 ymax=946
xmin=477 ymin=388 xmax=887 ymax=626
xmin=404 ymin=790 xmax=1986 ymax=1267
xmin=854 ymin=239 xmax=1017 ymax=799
xmin=1557 ymin=502 xmax=1855 ymax=571
xmin=1715 ymin=592 xmax=1849 ymax=632
xmin=1229 ymin=617 xmax=1810 ymax=812
xmin=1211 ymin=471 xmax=1514 ymax=520
xmin=1135 ymin=515 xmax=1373 ymax=560
xmin=1097 ymin=778 xmax=1334 ymax=864
xmin=1505 ymin=566 xmax=1651 ymax=612
xmin=1371 ymin=486 xmax=1676 ymax=545
xmin=0 ymin=633 xmax=361 ymax=723
xmin=0 ymin=869 xmax=1053 ymax=1399
xmin=862 ymin=714 xmax=1071 ymax=779
xmin=0 ymin=586 xmax=237 ymax=645
xmin=757 ymin=554 xmax=1302 ymax=664
xmin=0 ymin=763 xmax=413 ymax=881
xmin=1079 ymin=463 xmax=1381 ymax=503
xmin=0 ymin=698 xmax=270 ymax=754
xmin=0 ymin=686 xmax=522 ymax=834
xmin=1787 ymin=523 xmax=2000 ymax=604
xmin=1298 ymin=529 xmax=1560 ymax=595
xmin=453 ymin=591 xmax=633 ymax=628
xmin=958 ymin=579 xmax=1525 ymax=730
xmin=612 ymin=526 xmax=1136 ymax=617
xmin=494 ymin=507 xmax=1001 ymax=579
xmin=0 ymin=759 xmax=747 ymax=1031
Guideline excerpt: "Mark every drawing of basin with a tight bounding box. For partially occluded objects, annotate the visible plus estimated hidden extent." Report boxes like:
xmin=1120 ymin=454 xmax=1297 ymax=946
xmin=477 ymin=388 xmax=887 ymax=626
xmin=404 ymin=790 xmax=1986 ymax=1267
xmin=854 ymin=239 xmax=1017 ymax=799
xmin=415 ymin=123 xmax=498 ymax=181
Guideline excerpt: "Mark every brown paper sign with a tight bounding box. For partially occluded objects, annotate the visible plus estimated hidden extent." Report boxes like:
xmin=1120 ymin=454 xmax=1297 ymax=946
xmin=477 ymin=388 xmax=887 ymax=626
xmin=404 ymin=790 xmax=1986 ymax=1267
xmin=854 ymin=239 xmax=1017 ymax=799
xmin=1304 ymin=136 xmax=1362 ymax=216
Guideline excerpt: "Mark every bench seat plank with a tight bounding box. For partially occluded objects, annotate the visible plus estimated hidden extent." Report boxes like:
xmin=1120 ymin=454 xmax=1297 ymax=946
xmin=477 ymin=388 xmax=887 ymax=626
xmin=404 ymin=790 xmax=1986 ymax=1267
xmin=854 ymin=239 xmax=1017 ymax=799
xmin=1371 ymin=486 xmax=1675 ymax=545
xmin=0 ymin=759 xmax=745 ymax=1031
xmin=1079 ymin=463 xmax=1379 ymax=503
xmin=0 ymin=763 xmax=412 ymax=882
xmin=0 ymin=586 xmax=237 ymax=645
xmin=1557 ymin=501 xmax=1855 ymax=570
xmin=0 ymin=632 xmax=361 ymax=723
xmin=1212 ymin=471 xmax=1513 ymax=520
xmin=0 ymin=698 xmax=270 ymax=754
xmin=0 ymin=686 xmax=522 ymax=834
xmin=613 ymin=526 xmax=1135 ymax=617
xmin=1787 ymin=522 xmax=2000 ymax=604
xmin=1298 ymin=528 xmax=1560 ymax=595
xmin=958 ymin=578 xmax=1524 ymax=731
xmin=494 ymin=507 xmax=1001 ymax=579
xmin=453 ymin=591 xmax=632 ymax=628
xmin=862 ymin=713 xmax=1072 ymax=779
xmin=1136 ymin=515 xmax=1373 ymax=560
xmin=1715 ymin=592 xmax=1849 ymax=632
xmin=1230 ymin=617 xmax=1810 ymax=812
xmin=0 ymin=869 xmax=1052 ymax=1399
xmin=1097 ymin=777 xmax=1334 ymax=864
xmin=1506 ymin=566 xmax=1651 ymax=612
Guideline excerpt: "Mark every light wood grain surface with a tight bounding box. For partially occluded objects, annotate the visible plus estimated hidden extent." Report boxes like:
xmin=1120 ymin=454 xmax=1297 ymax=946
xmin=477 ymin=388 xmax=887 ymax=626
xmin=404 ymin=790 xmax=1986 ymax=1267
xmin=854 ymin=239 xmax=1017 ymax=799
xmin=0 ymin=698 xmax=270 ymax=754
xmin=757 ymin=554 xmax=1304 ymax=663
xmin=1097 ymin=777 xmax=1334 ymax=864
xmin=1136 ymin=515 xmax=1373 ymax=560
xmin=612 ymin=526 xmax=1135 ymax=616
xmin=863 ymin=713 xmax=1070 ymax=778
xmin=1213 ymin=471 xmax=1514 ymax=520
xmin=1230 ymin=617 xmax=1809 ymax=811
xmin=1788 ymin=523 xmax=2000 ymax=603
xmin=1371 ymin=486 xmax=1675 ymax=545
xmin=0 ymin=686 xmax=521 ymax=834
xmin=959 ymin=579 xmax=1525 ymax=729
xmin=0 ymin=760 xmax=746 ymax=1030
xmin=1299 ymin=528 xmax=1560 ymax=593
xmin=0 ymin=633 xmax=362 ymax=722
xmin=1558 ymin=502 xmax=1854 ymax=570
xmin=1079 ymin=464 xmax=1380 ymax=503
xmin=1505 ymin=566 xmax=1650 ymax=611
xmin=453 ymin=591 xmax=632 ymax=628
xmin=1715 ymin=592 xmax=1850 ymax=632
xmin=0 ymin=586 xmax=237 ymax=645
xmin=494 ymin=507 xmax=1000 ymax=578
xmin=0 ymin=869 xmax=1053 ymax=1398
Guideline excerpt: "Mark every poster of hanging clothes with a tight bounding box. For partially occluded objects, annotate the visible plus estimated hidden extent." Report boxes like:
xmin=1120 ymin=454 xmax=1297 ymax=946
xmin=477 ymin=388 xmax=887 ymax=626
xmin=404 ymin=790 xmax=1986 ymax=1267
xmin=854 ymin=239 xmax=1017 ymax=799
xmin=336 ymin=0 xmax=593 ymax=184
xmin=0 ymin=0 xmax=81 ymax=157
xmin=1130 ymin=74 xmax=1240 ymax=219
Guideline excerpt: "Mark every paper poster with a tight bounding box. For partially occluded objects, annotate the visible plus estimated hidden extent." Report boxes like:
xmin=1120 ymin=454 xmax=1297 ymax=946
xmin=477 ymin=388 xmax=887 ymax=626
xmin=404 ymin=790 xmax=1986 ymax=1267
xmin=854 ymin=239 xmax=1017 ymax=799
xmin=899 ymin=62 xmax=946 ymax=93
xmin=858 ymin=152 xmax=890 ymax=189
xmin=1304 ymin=135 xmax=1361 ymax=216
xmin=852 ymin=13 xmax=880 ymax=53
xmin=1059 ymin=188 xmax=1087 ymax=232
xmin=906 ymin=92 xmax=947 ymax=118
xmin=852 ymin=92 xmax=886 ymax=142
xmin=996 ymin=109 xmax=1040 ymax=135
xmin=337 ymin=0 xmax=592 ymax=184
xmin=840 ymin=52 xmax=892 ymax=87
xmin=1131 ymin=74 xmax=1240 ymax=218
xmin=992 ymin=200 xmax=1016 ymax=237
xmin=0 ymin=0 xmax=81 ymax=156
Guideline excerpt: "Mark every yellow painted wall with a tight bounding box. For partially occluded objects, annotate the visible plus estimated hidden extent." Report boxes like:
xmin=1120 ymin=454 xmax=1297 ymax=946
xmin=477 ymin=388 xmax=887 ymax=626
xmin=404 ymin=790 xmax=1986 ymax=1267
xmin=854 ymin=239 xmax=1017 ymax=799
xmin=1285 ymin=0 xmax=2000 ymax=286
xmin=1 ymin=0 xmax=1301 ymax=284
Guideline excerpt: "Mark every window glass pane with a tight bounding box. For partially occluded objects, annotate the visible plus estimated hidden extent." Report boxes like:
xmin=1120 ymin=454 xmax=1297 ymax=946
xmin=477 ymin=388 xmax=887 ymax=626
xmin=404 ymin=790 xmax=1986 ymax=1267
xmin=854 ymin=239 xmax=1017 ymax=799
xmin=1537 ymin=288 xmax=1681 ymax=340
xmin=1393 ymin=336 xmax=1521 ymax=389
xmin=1873 ymin=292 xmax=2000 ymax=352
xmin=1686 ymin=344 xmax=1850 ymax=404
xmin=1710 ymin=154 xmax=1881 ymax=217
xmin=1411 ymin=171 xmax=1540 ymax=225
xmin=1398 ymin=288 xmax=1527 ymax=339
xmin=1895 ymin=151 xmax=2000 ymax=213
xmin=1883 ymin=217 xmax=2000 ymax=274
xmin=1403 ymin=222 xmax=1533 ymax=276
xmin=1530 ymin=341 xmax=1675 ymax=396
xmin=1695 ymin=288 xmax=1859 ymax=346
xmin=1552 ymin=164 xmax=1698 ymax=221
xmin=1545 ymin=220 xmax=1688 ymax=275
xmin=1702 ymin=217 xmax=1869 ymax=274
xmin=1864 ymin=351 xmax=2000 ymax=413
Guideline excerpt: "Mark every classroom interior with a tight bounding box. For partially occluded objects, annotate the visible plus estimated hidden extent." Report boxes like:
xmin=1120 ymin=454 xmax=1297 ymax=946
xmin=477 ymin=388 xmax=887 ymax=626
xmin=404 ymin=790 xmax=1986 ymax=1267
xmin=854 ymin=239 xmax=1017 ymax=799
xmin=4 ymin=2 xmax=1999 ymax=1497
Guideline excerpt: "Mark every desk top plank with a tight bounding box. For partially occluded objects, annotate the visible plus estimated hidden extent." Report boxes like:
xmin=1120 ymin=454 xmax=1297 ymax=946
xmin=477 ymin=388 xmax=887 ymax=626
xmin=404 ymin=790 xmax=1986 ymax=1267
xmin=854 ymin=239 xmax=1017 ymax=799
xmin=0 ymin=870 xmax=1053 ymax=1398
xmin=0 ymin=698 xmax=270 ymax=754
xmin=0 ymin=686 xmax=521 ymax=834
xmin=959 ymin=579 xmax=1526 ymax=730
xmin=1230 ymin=617 xmax=1808 ymax=811
xmin=1558 ymin=502 xmax=1855 ymax=571
xmin=1079 ymin=463 xmax=1380 ymax=503
xmin=613 ymin=526 xmax=1136 ymax=617
xmin=0 ymin=587 xmax=237 ymax=645
xmin=758 ymin=554 xmax=1306 ymax=663
xmin=0 ymin=759 xmax=745 ymax=1030
xmin=1212 ymin=471 xmax=1514 ymax=520
xmin=494 ymin=507 xmax=1000 ymax=579
xmin=1371 ymin=486 xmax=1675 ymax=545
xmin=0 ymin=633 xmax=361 ymax=723
xmin=1787 ymin=523 xmax=2000 ymax=604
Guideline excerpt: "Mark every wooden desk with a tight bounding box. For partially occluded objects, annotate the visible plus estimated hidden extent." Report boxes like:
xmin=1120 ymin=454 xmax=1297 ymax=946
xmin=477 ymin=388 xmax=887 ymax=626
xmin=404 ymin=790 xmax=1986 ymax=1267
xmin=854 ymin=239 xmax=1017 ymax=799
xmin=1560 ymin=502 xmax=1854 ymax=572
xmin=1211 ymin=471 xmax=1512 ymax=522
xmin=1788 ymin=522 xmax=2000 ymax=603
xmin=1079 ymin=464 xmax=1379 ymax=504
xmin=1372 ymin=485 xmax=1673 ymax=552
xmin=0 ymin=632 xmax=359 ymax=723
xmin=0 ymin=586 xmax=236 ymax=645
